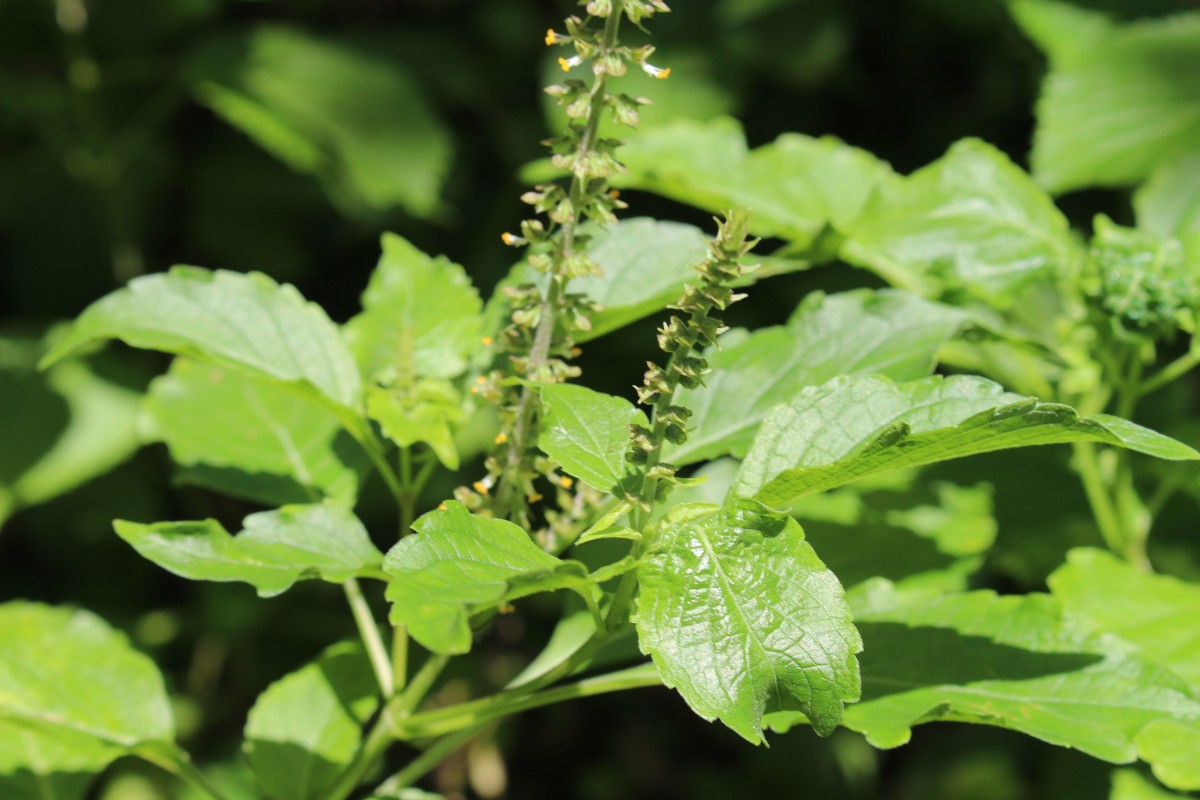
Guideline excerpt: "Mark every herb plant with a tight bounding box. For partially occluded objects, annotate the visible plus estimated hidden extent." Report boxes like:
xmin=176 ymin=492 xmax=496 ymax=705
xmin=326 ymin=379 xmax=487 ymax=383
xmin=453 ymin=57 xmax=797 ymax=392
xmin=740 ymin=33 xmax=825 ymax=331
xmin=4 ymin=1 xmax=1200 ymax=798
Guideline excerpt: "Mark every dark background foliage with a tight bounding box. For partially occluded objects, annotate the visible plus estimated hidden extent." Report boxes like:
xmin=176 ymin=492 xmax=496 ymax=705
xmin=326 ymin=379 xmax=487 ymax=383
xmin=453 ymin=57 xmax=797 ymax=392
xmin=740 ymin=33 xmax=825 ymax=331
xmin=1 ymin=1 xmax=1194 ymax=797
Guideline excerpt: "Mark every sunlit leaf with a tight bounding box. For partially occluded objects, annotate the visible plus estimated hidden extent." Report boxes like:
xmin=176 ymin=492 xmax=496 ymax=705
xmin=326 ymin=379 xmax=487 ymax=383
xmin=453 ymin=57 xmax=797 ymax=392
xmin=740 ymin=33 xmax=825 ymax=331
xmin=538 ymin=383 xmax=647 ymax=493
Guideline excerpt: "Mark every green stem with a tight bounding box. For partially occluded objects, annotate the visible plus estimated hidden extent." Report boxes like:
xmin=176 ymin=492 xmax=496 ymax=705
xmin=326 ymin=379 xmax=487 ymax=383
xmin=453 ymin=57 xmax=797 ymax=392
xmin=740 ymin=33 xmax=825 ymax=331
xmin=315 ymin=711 xmax=396 ymax=800
xmin=393 ymin=625 xmax=409 ymax=694
xmin=394 ymin=663 xmax=662 ymax=740
xmin=374 ymin=726 xmax=488 ymax=795
xmin=1072 ymin=442 xmax=1126 ymax=556
xmin=356 ymin=426 xmax=406 ymax=507
xmin=397 ymin=653 xmax=451 ymax=715
xmin=344 ymin=579 xmax=394 ymax=697
xmin=1139 ymin=348 xmax=1200 ymax=397
xmin=136 ymin=746 xmax=229 ymax=800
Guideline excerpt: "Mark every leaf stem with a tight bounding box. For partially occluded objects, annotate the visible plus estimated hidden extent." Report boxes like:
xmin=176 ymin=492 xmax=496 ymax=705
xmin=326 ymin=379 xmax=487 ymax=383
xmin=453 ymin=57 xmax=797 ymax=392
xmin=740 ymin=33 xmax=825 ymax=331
xmin=373 ymin=726 xmax=488 ymax=794
xmin=344 ymin=578 xmax=394 ymax=697
xmin=1139 ymin=348 xmax=1200 ymax=397
xmin=1072 ymin=442 xmax=1126 ymax=556
xmin=135 ymin=745 xmax=230 ymax=800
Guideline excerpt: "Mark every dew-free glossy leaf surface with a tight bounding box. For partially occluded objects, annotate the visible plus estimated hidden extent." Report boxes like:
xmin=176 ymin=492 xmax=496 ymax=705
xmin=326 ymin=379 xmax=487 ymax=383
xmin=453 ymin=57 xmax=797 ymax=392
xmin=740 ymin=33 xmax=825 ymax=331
xmin=828 ymin=587 xmax=1200 ymax=764
xmin=738 ymin=375 xmax=1198 ymax=505
xmin=384 ymin=502 xmax=590 ymax=654
xmin=0 ymin=721 xmax=107 ymax=800
xmin=142 ymin=358 xmax=364 ymax=506
xmin=841 ymin=139 xmax=1075 ymax=304
xmin=538 ymin=383 xmax=647 ymax=493
xmin=669 ymin=290 xmax=967 ymax=465
xmin=190 ymin=26 xmax=451 ymax=217
xmin=0 ymin=602 xmax=173 ymax=762
xmin=245 ymin=642 xmax=380 ymax=800
xmin=1136 ymin=153 xmax=1200 ymax=242
xmin=41 ymin=268 xmax=361 ymax=411
xmin=1013 ymin=2 xmax=1200 ymax=193
xmin=635 ymin=500 xmax=861 ymax=742
xmin=345 ymin=234 xmax=482 ymax=382
xmin=115 ymin=503 xmax=382 ymax=597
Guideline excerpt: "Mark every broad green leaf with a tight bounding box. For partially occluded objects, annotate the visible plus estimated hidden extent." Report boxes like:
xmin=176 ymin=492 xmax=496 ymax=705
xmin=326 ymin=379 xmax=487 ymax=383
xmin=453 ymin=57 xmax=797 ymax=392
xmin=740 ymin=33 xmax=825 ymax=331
xmin=1012 ymin=3 xmax=1200 ymax=193
xmin=537 ymin=383 xmax=647 ymax=493
xmin=569 ymin=218 xmax=710 ymax=340
xmin=384 ymin=501 xmax=590 ymax=654
xmin=635 ymin=500 xmax=861 ymax=742
xmin=0 ymin=602 xmax=173 ymax=782
xmin=617 ymin=117 xmax=896 ymax=247
xmin=245 ymin=642 xmax=380 ymax=800
xmin=1111 ymin=769 xmax=1189 ymax=800
xmin=841 ymin=138 xmax=1077 ymax=305
xmin=738 ymin=374 xmax=1199 ymax=506
xmin=344 ymin=234 xmax=483 ymax=382
xmin=669 ymin=289 xmax=968 ymax=465
xmin=826 ymin=587 xmax=1200 ymax=763
xmin=190 ymin=26 xmax=451 ymax=217
xmin=0 ymin=350 xmax=139 ymax=526
xmin=1136 ymin=153 xmax=1200 ymax=241
xmin=40 ymin=268 xmax=362 ymax=412
xmin=1135 ymin=720 xmax=1200 ymax=791
xmin=142 ymin=358 xmax=365 ymax=506
xmin=1049 ymin=548 xmax=1200 ymax=686
xmin=114 ymin=503 xmax=383 ymax=598
xmin=366 ymin=384 xmax=462 ymax=470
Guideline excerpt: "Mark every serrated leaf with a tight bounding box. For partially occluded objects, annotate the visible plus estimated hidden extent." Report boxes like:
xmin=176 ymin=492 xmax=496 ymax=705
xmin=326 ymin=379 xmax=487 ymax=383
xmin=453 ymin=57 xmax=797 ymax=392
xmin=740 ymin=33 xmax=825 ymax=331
xmin=617 ymin=117 xmax=896 ymax=247
xmin=537 ymin=383 xmax=647 ymax=493
xmin=1012 ymin=3 xmax=1200 ymax=193
xmin=383 ymin=502 xmax=590 ymax=654
xmin=189 ymin=26 xmax=451 ymax=217
xmin=1050 ymin=548 xmax=1200 ymax=687
xmin=1136 ymin=153 xmax=1200 ymax=241
xmin=345 ymin=234 xmax=482 ymax=382
xmin=142 ymin=358 xmax=365 ymax=506
xmin=114 ymin=503 xmax=382 ymax=598
xmin=669 ymin=289 xmax=968 ymax=465
xmin=738 ymin=374 xmax=1199 ymax=506
xmin=635 ymin=499 xmax=861 ymax=742
xmin=835 ymin=587 xmax=1200 ymax=764
xmin=841 ymin=138 xmax=1076 ymax=305
xmin=366 ymin=383 xmax=463 ymax=470
xmin=1135 ymin=720 xmax=1200 ymax=791
xmin=0 ymin=602 xmax=173 ymax=787
xmin=40 ymin=268 xmax=362 ymax=413
xmin=245 ymin=642 xmax=379 ymax=800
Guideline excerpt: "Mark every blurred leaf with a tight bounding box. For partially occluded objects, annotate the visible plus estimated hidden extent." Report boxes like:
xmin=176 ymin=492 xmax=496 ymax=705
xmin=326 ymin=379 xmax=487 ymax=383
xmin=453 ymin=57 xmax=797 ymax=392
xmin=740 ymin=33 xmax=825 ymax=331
xmin=739 ymin=375 xmax=1198 ymax=505
xmin=1134 ymin=720 xmax=1200 ymax=791
xmin=0 ymin=602 xmax=174 ymax=790
xmin=114 ymin=503 xmax=383 ymax=597
xmin=367 ymin=383 xmax=462 ymax=471
xmin=1111 ymin=769 xmax=1188 ymax=800
xmin=1049 ymin=548 xmax=1200 ymax=686
xmin=1012 ymin=2 xmax=1200 ymax=193
xmin=1135 ymin=153 xmax=1200 ymax=242
xmin=821 ymin=587 xmax=1200 ymax=763
xmin=636 ymin=500 xmax=861 ymax=742
xmin=383 ymin=502 xmax=590 ymax=654
xmin=345 ymin=234 xmax=483 ymax=383
xmin=245 ymin=642 xmax=379 ymax=800
xmin=669 ymin=289 xmax=968 ymax=465
xmin=617 ymin=117 xmax=895 ymax=248
xmin=190 ymin=25 xmax=451 ymax=217
xmin=41 ymin=268 xmax=362 ymax=414
xmin=538 ymin=383 xmax=647 ymax=494
xmin=142 ymin=358 xmax=365 ymax=506
xmin=841 ymin=138 xmax=1076 ymax=305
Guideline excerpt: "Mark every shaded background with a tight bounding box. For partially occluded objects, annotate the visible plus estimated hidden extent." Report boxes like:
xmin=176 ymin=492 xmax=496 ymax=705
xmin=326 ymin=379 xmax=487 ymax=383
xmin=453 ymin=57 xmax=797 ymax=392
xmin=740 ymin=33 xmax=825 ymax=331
xmin=1 ymin=0 xmax=1196 ymax=797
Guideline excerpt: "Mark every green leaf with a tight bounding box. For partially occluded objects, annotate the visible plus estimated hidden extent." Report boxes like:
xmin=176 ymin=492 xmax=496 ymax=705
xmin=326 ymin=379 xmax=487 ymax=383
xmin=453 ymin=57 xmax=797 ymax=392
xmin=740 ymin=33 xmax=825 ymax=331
xmin=669 ymin=289 xmax=968 ymax=465
xmin=570 ymin=218 xmax=710 ymax=340
xmin=833 ymin=587 xmax=1200 ymax=763
xmin=537 ymin=383 xmax=648 ymax=493
xmin=366 ymin=383 xmax=462 ymax=470
xmin=0 ymin=348 xmax=140 ymax=526
xmin=1111 ymin=769 xmax=1189 ymax=800
xmin=245 ymin=642 xmax=380 ymax=800
xmin=0 ymin=602 xmax=173 ymax=783
xmin=383 ymin=501 xmax=590 ymax=654
xmin=114 ymin=503 xmax=383 ymax=598
xmin=141 ymin=358 xmax=365 ymax=506
xmin=738 ymin=374 xmax=1199 ymax=506
xmin=1012 ymin=3 xmax=1200 ymax=193
xmin=189 ymin=26 xmax=451 ymax=217
xmin=344 ymin=233 xmax=483 ymax=382
xmin=40 ymin=268 xmax=362 ymax=412
xmin=1136 ymin=153 xmax=1200 ymax=241
xmin=617 ymin=117 xmax=896 ymax=248
xmin=841 ymin=138 xmax=1077 ymax=305
xmin=1135 ymin=720 xmax=1200 ymax=791
xmin=635 ymin=499 xmax=861 ymax=742
xmin=1049 ymin=548 xmax=1200 ymax=687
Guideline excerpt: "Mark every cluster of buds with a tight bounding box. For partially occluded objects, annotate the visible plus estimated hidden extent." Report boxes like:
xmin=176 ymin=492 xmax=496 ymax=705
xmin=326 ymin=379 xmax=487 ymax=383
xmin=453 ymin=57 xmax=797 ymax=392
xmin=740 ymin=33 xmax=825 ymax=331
xmin=625 ymin=211 xmax=759 ymax=504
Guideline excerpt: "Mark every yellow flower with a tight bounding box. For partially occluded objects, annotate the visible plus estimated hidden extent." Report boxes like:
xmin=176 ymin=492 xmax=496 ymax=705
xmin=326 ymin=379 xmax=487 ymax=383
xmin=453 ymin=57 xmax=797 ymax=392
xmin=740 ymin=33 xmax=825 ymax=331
xmin=558 ymin=55 xmax=583 ymax=72
xmin=641 ymin=62 xmax=670 ymax=80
